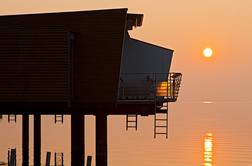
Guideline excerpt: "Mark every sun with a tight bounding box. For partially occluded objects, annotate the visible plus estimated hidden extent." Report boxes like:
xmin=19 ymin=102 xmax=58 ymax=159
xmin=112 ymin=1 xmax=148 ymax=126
xmin=203 ymin=48 xmax=213 ymax=58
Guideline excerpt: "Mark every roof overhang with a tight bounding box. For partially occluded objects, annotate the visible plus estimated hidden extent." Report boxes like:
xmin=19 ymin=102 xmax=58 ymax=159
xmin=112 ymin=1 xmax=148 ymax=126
xmin=127 ymin=13 xmax=144 ymax=30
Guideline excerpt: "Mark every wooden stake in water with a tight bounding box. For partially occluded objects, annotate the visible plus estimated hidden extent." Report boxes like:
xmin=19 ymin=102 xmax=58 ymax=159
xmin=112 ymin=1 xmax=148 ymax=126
xmin=86 ymin=156 xmax=92 ymax=166
xmin=8 ymin=149 xmax=16 ymax=166
xmin=45 ymin=152 xmax=51 ymax=166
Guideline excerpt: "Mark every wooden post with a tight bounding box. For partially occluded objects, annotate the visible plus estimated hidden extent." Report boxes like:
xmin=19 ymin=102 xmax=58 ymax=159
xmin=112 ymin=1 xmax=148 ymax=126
xmin=34 ymin=114 xmax=41 ymax=166
xmin=62 ymin=153 xmax=64 ymax=166
xmin=9 ymin=149 xmax=16 ymax=166
xmin=45 ymin=152 xmax=51 ymax=166
xmin=71 ymin=113 xmax=85 ymax=166
xmin=22 ymin=114 xmax=29 ymax=166
xmin=96 ymin=113 xmax=107 ymax=166
xmin=86 ymin=156 xmax=92 ymax=166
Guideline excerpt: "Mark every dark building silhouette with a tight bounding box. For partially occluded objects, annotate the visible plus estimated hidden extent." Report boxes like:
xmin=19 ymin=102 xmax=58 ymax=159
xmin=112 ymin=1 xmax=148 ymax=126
xmin=0 ymin=8 xmax=182 ymax=166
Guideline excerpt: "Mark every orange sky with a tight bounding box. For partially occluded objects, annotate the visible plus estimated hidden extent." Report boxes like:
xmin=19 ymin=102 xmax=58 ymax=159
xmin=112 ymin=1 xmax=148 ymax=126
xmin=0 ymin=1 xmax=252 ymax=166
xmin=1 ymin=0 xmax=251 ymax=102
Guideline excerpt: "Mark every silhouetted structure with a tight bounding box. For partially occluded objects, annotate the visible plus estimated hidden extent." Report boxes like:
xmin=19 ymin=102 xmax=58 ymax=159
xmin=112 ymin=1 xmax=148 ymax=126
xmin=0 ymin=8 xmax=182 ymax=166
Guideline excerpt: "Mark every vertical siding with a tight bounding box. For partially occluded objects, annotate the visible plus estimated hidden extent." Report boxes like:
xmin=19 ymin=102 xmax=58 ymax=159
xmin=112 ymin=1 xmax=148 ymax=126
xmin=71 ymin=10 xmax=127 ymax=104
xmin=0 ymin=27 xmax=70 ymax=102
xmin=0 ymin=9 xmax=127 ymax=108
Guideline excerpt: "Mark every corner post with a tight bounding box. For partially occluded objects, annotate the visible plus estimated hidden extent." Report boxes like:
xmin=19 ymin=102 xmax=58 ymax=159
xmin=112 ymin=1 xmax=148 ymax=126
xmin=96 ymin=113 xmax=108 ymax=166
xmin=71 ymin=113 xmax=85 ymax=166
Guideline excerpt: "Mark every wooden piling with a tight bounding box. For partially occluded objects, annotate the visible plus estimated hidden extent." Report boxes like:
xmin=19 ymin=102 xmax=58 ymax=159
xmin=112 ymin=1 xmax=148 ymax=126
xmin=45 ymin=152 xmax=51 ymax=166
xmin=86 ymin=156 xmax=92 ymax=166
xmin=96 ymin=113 xmax=107 ymax=166
xmin=34 ymin=114 xmax=41 ymax=166
xmin=22 ymin=114 xmax=29 ymax=166
xmin=71 ymin=113 xmax=85 ymax=166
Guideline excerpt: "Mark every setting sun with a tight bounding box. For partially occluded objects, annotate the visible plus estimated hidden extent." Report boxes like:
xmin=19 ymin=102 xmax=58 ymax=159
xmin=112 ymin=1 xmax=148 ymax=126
xmin=203 ymin=48 xmax=213 ymax=58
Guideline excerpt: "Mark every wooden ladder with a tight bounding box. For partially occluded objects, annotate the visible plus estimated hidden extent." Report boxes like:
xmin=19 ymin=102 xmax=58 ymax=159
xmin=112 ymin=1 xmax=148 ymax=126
xmin=8 ymin=115 xmax=17 ymax=123
xmin=154 ymin=102 xmax=168 ymax=138
xmin=126 ymin=114 xmax=138 ymax=130
xmin=55 ymin=114 xmax=64 ymax=124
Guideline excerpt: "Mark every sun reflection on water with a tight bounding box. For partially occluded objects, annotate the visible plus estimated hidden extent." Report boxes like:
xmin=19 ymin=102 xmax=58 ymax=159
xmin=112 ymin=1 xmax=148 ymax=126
xmin=204 ymin=133 xmax=214 ymax=166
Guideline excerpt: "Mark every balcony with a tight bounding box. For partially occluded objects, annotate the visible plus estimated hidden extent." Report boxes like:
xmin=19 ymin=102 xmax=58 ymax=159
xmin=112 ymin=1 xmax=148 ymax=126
xmin=118 ymin=72 xmax=182 ymax=103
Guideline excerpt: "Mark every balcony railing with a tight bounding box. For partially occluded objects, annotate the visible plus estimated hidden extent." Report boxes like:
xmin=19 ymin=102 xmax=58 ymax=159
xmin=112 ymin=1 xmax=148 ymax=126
xmin=118 ymin=72 xmax=182 ymax=102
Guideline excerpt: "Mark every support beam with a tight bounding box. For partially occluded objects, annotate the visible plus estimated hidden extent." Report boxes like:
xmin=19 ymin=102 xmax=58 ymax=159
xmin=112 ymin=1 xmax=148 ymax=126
xmin=22 ymin=114 xmax=29 ymax=166
xmin=34 ymin=114 xmax=41 ymax=166
xmin=71 ymin=113 xmax=85 ymax=166
xmin=96 ymin=113 xmax=107 ymax=166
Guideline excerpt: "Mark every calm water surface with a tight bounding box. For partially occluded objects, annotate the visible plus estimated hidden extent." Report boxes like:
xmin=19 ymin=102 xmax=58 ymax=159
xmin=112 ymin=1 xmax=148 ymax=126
xmin=0 ymin=102 xmax=251 ymax=166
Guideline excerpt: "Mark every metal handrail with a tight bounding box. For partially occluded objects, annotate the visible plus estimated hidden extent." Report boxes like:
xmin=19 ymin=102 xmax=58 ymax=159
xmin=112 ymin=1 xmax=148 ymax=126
xmin=118 ymin=72 xmax=182 ymax=102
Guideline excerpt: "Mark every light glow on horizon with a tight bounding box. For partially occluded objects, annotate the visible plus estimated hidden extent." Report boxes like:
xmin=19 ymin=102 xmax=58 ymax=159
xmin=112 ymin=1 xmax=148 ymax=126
xmin=202 ymin=101 xmax=213 ymax=104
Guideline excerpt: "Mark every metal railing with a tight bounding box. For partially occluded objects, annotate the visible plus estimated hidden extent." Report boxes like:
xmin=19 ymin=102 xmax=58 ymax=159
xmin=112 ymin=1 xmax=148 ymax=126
xmin=118 ymin=72 xmax=182 ymax=102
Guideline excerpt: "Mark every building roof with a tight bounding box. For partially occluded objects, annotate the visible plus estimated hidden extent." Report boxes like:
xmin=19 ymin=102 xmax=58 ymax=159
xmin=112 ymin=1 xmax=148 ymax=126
xmin=0 ymin=8 xmax=144 ymax=30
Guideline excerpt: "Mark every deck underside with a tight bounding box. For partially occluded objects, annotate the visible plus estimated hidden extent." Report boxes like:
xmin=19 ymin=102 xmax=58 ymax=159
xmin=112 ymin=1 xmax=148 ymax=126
xmin=0 ymin=100 xmax=168 ymax=115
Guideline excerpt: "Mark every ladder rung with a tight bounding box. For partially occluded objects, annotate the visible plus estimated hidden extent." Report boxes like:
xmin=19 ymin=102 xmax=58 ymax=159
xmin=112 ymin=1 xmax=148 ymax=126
xmin=155 ymin=119 xmax=167 ymax=121
xmin=127 ymin=120 xmax=137 ymax=122
xmin=155 ymin=126 xmax=167 ymax=127
xmin=155 ymin=112 xmax=167 ymax=114
xmin=127 ymin=118 xmax=137 ymax=120
xmin=55 ymin=114 xmax=64 ymax=124
xmin=8 ymin=115 xmax=17 ymax=123
xmin=155 ymin=132 xmax=167 ymax=134
xmin=127 ymin=126 xmax=137 ymax=128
